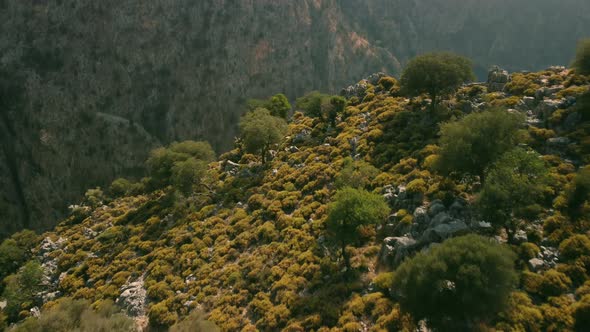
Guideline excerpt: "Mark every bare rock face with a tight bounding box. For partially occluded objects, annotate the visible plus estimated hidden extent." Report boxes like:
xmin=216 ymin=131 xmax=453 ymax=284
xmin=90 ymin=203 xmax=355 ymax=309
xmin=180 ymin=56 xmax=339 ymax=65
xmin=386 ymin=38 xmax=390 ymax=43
xmin=0 ymin=0 xmax=399 ymax=236
xmin=117 ymin=277 xmax=147 ymax=317
xmin=487 ymin=66 xmax=511 ymax=92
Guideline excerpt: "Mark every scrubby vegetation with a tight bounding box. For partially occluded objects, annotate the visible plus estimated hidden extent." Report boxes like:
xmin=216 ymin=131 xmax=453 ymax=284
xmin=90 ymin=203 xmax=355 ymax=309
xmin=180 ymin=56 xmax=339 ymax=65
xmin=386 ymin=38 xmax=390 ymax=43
xmin=2 ymin=42 xmax=590 ymax=331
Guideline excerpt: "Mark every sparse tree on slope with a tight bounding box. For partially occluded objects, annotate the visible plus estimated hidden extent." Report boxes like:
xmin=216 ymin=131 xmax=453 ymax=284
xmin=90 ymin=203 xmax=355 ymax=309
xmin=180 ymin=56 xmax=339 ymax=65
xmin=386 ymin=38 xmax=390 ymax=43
xmin=477 ymin=148 xmax=548 ymax=240
xmin=401 ymin=52 xmax=475 ymax=112
xmin=326 ymin=187 xmax=389 ymax=271
xmin=436 ymin=108 xmax=524 ymax=183
xmin=239 ymin=108 xmax=288 ymax=163
xmin=392 ymin=234 xmax=517 ymax=331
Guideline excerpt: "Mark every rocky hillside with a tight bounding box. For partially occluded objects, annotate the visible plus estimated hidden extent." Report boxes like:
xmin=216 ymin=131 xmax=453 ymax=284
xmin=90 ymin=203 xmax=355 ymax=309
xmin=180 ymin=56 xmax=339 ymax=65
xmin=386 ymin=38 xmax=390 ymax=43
xmin=1 ymin=64 xmax=589 ymax=331
xmin=1 ymin=0 xmax=590 ymax=239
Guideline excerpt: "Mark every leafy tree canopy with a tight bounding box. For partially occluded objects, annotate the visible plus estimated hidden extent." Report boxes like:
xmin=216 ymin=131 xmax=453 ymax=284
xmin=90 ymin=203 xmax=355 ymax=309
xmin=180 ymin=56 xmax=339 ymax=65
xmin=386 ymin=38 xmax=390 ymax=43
xmin=326 ymin=187 xmax=389 ymax=269
xmin=401 ymin=52 xmax=475 ymax=110
xmin=295 ymin=91 xmax=346 ymax=124
xmin=2 ymin=260 xmax=43 ymax=323
xmin=247 ymin=93 xmax=292 ymax=119
xmin=392 ymin=234 xmax=517 ymax=331
xmin=477 ymin=148 xmax=548 ymax=237
xmin=239 ymin=108 xmax=288 ymax=163
xmin=146 ymin=140 xmax=215 ymax=192
xmin=436 ymin=108 xmax=524 ymax=182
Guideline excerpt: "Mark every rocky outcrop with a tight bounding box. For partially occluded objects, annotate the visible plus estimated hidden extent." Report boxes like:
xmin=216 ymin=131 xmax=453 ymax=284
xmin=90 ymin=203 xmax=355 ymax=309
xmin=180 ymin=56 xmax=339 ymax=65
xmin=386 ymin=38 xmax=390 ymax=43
xmin=117 ymin=277 xmax=147 ymax=317
xmin=487 ymin=66 xmax=511 ymax=92
xmin=37 ymin=237 xmax=66 ymax=303
xmin=379 ymin=198 xmax=477 ymax=269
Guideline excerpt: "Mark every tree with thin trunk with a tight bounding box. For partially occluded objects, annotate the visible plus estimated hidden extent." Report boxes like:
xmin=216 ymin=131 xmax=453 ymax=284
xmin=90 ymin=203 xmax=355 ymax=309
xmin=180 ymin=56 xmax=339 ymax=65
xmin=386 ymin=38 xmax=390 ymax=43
xmin=435 ymin=108 xmax=524 ymax=184
xmin=239 ymin=108 xmax=288 ymax=163
xmin=326 ymin=187 xmax=389 ymax=271
xmin=401 ymin=52 xmax=475 ymax=112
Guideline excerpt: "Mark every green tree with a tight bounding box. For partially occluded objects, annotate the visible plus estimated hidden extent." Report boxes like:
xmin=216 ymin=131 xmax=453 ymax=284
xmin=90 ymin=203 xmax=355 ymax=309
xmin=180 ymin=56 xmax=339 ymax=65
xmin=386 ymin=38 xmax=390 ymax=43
xmin=169 ymin=141 xmax=216 ymax=162
xmin=2 ymin=261 xmax=43 ymax=323
xmin=327 ymin=96 xmax=347 ymax=126
xmin=295 ymin=92 xmax=347 ymax=126
xmin=0 ymin=230 xmax=37 ymax=293
xmin=392 ymin=234 xmax=517 ymax=331
xmin=239 ymin=108 xmax=288 ymax=163
xmin=268 ymin=93 xmax=292 ymax=119
xmin=84 ymin=187 xmax=105 ymax=208
xmin=146 ymin=140 xmax=215 ymax=190
xmin=326 ymin=187 xmax=389 ymax=270
xmin=572 ymin=39 xmax=590 ymax=75
xmin=335 ymin=157 xmax=380 ymax=189
xmin=477 ymin=148 xmax=548 ymax=240
xmin=295 ymin=91 xmax=325 ymax=118
xmin=247 ymin=94 xmax=291 ymax=119
xmin=436 ymin=108 xmax=524 ymax=183
xmin=400 ymin=52 xmax=475 ymax=112
xmin=171 ymin=158 xmax=209 ymax=196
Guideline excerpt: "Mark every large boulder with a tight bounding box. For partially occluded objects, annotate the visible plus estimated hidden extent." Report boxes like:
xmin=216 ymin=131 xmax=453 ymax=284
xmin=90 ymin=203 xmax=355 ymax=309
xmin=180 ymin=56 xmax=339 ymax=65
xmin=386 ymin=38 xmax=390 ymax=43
xmin=427 ymin=200 xmax=446 ymax=217
xmin=413 ymin=206 xmax=430 ymax=225
xmin=430 ymin=212 xmax=451 ymax=227
xmin=419 ymin=221 xmax=469 ymax=243
xmin=379 ymin=236 xmax=418 ymax=269
xmin=117 ymin=277 xmax=147 ymax=317
xmin=487 ymin=66 xmax=510 ymax=92
xmin=528 ymin=258 xmax=545 ymax=272
xmin=535 ymin=99 xmax=562 ymax=119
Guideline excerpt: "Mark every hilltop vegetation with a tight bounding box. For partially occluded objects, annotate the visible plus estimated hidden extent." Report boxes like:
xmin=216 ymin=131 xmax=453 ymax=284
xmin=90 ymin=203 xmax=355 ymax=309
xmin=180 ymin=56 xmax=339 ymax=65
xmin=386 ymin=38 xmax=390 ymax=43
xmin=2 ymin=0 xmax=590 ymax=238
xmin=1 ymin=44 xmax=590 ymax=331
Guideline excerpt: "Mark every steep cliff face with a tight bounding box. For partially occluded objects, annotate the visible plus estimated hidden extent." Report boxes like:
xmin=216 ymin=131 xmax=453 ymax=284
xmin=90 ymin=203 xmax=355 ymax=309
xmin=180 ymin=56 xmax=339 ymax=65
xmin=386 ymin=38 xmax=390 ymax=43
xmin=0 ymin=0 xmax=398 ymax=235
xmin=1 ymin=0 xmax=589 ymax=235
xmin=339 ymin=0 xmax=590 ymax=78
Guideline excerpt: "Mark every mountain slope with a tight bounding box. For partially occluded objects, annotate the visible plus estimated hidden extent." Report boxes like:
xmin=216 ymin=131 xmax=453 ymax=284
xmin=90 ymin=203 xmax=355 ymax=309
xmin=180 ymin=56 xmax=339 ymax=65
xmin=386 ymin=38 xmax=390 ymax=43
xmin=1 ymin=0 xmax=590 ymax=236
xmin=2 ymin=67 xmax=590 ymax=331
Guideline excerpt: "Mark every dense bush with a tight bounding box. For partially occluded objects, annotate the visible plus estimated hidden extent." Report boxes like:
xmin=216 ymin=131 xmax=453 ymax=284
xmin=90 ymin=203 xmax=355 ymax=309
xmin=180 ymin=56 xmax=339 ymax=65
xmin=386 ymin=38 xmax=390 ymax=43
xmin=146 ymin=140 xmax=215 ymax=191
xmin=565 ymin=166 xmax=590 ymax=220
xmin=559 ymin=234 xmax=590 ymax=261
xmin=2 ymin=261 xmax=43 ymax=323
xmin=392 ymin=234 xmax=517 ymax=330
xmin=334 ymin=157 xmax=380 ymax=189
xmin=0 ymin=230 xmax=38 ymax=291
